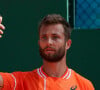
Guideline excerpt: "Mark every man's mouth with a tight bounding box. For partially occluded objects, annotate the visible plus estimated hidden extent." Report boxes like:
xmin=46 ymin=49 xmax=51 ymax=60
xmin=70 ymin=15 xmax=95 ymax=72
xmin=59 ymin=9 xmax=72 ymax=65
xmin=44 ymin=48 xmax=55 ymax=53
xmin=45 ymin=48 xmax=55 ymax=51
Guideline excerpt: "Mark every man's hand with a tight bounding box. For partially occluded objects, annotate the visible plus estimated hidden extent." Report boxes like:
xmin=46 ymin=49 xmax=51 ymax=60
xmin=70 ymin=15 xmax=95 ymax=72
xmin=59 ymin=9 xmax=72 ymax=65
xmin=0 ymin=16 xmax=5 ymax=38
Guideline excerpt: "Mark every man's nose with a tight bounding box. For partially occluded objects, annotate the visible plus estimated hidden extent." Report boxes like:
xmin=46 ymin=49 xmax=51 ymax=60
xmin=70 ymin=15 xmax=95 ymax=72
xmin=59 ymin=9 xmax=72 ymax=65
xmin=47 ymin=38 xmax=53 ymax=45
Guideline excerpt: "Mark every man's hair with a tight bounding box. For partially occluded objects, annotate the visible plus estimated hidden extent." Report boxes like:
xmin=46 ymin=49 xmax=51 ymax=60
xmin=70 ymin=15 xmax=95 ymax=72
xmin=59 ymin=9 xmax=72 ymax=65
xmin=38 ymin=14 xmax=72 ymax=41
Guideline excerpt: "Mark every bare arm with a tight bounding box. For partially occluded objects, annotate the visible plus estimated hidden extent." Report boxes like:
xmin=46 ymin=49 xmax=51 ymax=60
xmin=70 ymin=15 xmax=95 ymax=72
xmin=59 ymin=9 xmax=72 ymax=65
xmin=0 ymin=16 xmax=5 ymax=38
xmin=0 ymin=75 xmax=3 ymax=90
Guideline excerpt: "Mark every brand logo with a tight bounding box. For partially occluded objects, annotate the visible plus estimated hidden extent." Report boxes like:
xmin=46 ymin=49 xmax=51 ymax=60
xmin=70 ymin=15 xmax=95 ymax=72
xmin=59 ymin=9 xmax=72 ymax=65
xmin=70 ymin=85 xmax=77 ymax=90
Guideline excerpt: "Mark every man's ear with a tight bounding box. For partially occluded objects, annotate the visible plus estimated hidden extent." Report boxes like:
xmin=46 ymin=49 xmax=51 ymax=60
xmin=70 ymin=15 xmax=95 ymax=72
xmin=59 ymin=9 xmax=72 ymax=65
xmin=65 ymin=39 xmax=72 ymax=50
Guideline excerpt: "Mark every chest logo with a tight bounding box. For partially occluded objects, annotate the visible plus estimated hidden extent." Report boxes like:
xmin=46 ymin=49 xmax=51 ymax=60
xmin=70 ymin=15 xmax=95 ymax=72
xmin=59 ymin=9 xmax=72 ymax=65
xmin=70 ymin=85 xmax=77 ymax=90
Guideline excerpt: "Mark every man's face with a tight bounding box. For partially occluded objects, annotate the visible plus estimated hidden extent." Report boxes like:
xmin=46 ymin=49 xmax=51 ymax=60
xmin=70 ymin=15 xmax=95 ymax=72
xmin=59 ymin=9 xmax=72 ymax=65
xmin=39 ymin=24 xmax=69 ymax=62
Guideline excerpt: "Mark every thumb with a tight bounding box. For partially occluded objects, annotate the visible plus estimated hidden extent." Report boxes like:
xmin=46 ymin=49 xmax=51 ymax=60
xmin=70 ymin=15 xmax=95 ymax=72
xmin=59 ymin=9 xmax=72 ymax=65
xmin=0 ymin=16 xmax=2 ymax=24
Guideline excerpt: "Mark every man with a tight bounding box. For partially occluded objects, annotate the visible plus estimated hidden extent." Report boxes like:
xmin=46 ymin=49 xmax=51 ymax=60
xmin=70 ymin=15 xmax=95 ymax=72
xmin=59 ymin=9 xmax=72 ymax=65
xmin=0 ymin=14 xmax=94 ymax=90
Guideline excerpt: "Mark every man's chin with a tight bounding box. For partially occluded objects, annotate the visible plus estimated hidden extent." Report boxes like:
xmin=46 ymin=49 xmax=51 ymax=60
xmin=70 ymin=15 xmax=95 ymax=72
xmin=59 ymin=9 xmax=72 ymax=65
xmin=39 ymin=47 xmax=65 ymax=62
xmin=43 ymin=56 xmax=62 ymax=62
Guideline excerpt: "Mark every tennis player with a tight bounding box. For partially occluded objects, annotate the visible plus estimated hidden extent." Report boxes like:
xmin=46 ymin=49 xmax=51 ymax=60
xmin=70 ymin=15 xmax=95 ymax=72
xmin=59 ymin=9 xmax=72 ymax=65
xmin=0 ymin=14 xmax=94 ymax=90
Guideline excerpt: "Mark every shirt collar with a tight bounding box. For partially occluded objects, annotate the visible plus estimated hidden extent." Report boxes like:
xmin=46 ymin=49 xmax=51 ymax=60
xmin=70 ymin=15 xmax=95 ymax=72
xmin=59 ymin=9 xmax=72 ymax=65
xmin=37 ymin=66 xmax=71 ymax=79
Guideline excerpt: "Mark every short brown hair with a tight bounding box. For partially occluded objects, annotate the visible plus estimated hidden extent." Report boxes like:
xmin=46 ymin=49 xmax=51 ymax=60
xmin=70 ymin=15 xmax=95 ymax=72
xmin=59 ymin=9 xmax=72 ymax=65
xmin=38 ymin=14 xmax=72 ymax=41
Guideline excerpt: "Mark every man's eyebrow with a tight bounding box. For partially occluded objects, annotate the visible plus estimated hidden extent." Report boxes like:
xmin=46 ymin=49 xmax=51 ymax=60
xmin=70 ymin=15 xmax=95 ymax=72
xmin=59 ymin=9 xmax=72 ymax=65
xmin=51 ymin=34 xmax=59 ymax=36
xmin=40 ymin=34 xmax=47 ymax=37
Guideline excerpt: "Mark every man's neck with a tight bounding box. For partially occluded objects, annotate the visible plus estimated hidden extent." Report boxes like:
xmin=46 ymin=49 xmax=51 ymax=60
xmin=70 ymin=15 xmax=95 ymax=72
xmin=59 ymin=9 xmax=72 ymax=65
xmin=42 ymin=58 xmax=67 ymax=77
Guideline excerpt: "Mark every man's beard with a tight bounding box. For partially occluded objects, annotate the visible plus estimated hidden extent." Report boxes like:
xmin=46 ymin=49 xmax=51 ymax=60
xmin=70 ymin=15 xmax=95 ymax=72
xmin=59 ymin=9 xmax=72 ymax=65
xmin=39 ymin=45 xmax=66 ymax=62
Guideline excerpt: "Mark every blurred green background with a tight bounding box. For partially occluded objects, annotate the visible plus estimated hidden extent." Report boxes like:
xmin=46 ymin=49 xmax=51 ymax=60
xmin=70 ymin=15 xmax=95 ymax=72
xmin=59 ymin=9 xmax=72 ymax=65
xmin=0 ymin=0 xmax=100 ymax=89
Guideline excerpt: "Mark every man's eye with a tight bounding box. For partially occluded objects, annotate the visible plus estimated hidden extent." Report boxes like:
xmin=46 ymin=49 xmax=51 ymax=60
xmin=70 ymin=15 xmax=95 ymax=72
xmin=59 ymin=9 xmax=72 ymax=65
xmin=52 ymin=36 xmax=59 ymax=39
xmin=41 ymin=36 xmax=47 ymax=40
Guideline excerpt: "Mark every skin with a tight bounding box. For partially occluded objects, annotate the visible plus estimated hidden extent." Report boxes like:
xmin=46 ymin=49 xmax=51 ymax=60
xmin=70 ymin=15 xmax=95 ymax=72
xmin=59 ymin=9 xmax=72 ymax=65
xmin=39 ymin=24 xmax=72 ymax=77
xmin=0 ymin=16 xmax=5 ymax=38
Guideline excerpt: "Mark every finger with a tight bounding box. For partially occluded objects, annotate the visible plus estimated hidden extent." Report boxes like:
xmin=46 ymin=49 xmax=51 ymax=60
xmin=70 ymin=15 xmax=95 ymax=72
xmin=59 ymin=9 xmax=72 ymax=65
xmin=0 ymin=35 xmax=2 ymax=38
xmin=0 ymin=30 xmax=3 ymax=34
xmin=0 ymin=24 xmax=5 ymax=30
xmin=0 ymin=16 xmax=2 ymax=24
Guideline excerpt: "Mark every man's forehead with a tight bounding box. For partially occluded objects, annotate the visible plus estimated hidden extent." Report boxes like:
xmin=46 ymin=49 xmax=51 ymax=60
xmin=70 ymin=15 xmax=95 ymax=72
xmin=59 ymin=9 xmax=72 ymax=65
xmin=40 ymin=24 xmax=64 ymax=35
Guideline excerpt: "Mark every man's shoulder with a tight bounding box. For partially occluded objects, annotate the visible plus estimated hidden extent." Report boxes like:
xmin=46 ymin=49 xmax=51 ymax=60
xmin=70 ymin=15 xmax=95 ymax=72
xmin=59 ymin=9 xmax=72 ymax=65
xmin=71 ymin=69 xmax=89 ymax=81
xmin=12 ymin=68 xmax=38 ymax=77
xmin=71 ymin=69 xmax=95 ymax=90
